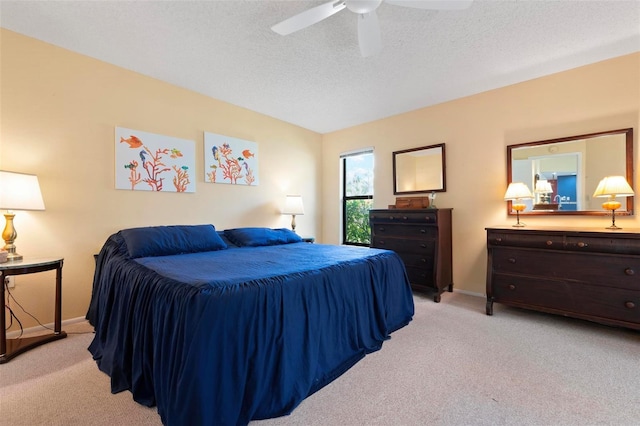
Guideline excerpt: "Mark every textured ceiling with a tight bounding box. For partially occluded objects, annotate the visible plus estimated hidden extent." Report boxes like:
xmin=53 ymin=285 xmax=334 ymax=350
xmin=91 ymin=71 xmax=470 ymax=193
xmin=1 ymin=0 xmax=639 ymax=134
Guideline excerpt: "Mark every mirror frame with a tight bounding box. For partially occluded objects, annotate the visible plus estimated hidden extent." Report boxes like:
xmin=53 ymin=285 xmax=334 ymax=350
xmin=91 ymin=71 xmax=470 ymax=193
xmin=393 ymin=143 xmax=446 ymax=195
xmin=506 ymin=128 xmax=634 ymax=216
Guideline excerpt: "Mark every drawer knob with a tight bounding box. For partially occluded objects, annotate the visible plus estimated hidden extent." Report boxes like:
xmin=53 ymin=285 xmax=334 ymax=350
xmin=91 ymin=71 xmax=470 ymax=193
xmin=420 ymin=229 xmax=426 ymax=233
xmin=420 ymin=243 xmax=427 ymax=248
xmin=402 ymin=216 xmax=408 ymax=220
xmin=508 ymin=284 xmax=516 ymax=290
xmin=379 ymin=227 xmax=385 ymax=232
xmin=508 ymin=258 xmax=516 ymax=264
xmin=421 ymin=258 xmax=427 ymax=263
xmin=624 ymin=301 xmax=636 ymax=309
xmin=577 ymin=241 xmax=588 ymax=248
xmin=379 ymin=240 xmax=385 ymax=245
xmin=495 ymin=237 xmax=502 ymax=243
xmin=546 ymin=240 xmax=553 ymax=246
xmin=624 ymin=268 xmax=635 ymax=276
xmin=389 ymin=216 xmax=395 ymax=220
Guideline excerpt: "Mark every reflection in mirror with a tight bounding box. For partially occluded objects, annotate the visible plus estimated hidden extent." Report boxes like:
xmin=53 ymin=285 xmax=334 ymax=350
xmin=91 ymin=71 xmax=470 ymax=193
xmin=507 ymin=128 xmax=633 ymax=216
xmin=393 ymin=143 xmax=446 ymax=195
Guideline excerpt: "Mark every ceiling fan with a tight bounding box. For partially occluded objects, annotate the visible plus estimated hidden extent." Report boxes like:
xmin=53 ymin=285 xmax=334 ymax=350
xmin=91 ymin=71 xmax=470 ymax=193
xmin=271 ymin=0 xmax=473 ymax=57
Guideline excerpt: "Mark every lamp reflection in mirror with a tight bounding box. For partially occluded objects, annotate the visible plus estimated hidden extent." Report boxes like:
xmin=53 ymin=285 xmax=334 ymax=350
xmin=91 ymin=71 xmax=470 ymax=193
xmin=534 ymin=179 xmax=553 ymax=204
xmin=0 ymin=171 xmax=46 ymax=261
xmin=283 ymin=195 xmax=304 ymax=232
xmin=504 ymin=182 xmax=533 ymax=227
xmin=592 ymin=176 xmax=634 ymax=229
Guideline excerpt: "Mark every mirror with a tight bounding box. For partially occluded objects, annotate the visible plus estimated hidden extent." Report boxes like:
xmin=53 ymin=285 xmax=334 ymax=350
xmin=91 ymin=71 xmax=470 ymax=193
xmin=393 ymin=143 xmax=446 ymax=195
xmin=507 ymin=128 xmax=634 ymax=215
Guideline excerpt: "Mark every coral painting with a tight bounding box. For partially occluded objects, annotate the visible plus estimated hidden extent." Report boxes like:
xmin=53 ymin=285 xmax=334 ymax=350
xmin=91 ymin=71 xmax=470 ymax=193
xmin=115 ymin=127 xmax=196 ymax=193
xmin=204 ymin=132 xmax=259 ymax=186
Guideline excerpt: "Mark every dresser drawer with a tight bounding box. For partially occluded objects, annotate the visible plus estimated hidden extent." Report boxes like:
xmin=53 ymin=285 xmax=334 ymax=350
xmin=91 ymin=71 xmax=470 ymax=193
xmin=491 ymin=273 xmax=571 ymax=312
xmin=572 ymin=285 xmax=639 ymax=324
xmin=487 ymin=229 xmax=640 ymax=255
xmin=397 ymin=252 xmax=434 ymax=269
xmin=487 ymin=232 xmax=563 ymax=250
xmin=565 ymin=236 xmax=640 ymax=255
xmin=372 ymin=236 xmax=435 ymax=255
xmin=405 ymin=266 xmax=435 ymax=288
xmin=491 ymin=249 xmax=639 ymax=291
xmin=369 ymin=211 xmax=438 ymax=224
xmin=371 ymin=223 xmax=436 ymax=239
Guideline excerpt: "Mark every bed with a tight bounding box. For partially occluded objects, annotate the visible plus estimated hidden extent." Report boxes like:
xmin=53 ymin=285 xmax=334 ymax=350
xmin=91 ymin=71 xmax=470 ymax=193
xmin=86 ymin=224 xmax=414 ymax=425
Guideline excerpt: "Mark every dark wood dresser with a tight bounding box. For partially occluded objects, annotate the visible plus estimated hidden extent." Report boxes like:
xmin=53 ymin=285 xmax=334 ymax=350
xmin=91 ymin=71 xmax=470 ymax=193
xmin=486 ymin=226 xmax=640 ymax=330
xmin=370 ymin=208 xmax=453 ymax=302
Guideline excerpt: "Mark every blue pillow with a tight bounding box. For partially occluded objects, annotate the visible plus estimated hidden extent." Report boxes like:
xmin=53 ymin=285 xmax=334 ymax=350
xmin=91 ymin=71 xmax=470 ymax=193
xmin=217 ymin=230 xmax=239 ymax=248
xmin=120 ymin=225 xmax=227 ymax=258
xmin=224 ymin=227 xmax=302 ymax=247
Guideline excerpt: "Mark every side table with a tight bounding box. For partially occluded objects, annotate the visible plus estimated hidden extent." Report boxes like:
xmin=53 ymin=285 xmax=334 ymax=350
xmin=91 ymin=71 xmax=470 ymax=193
xmin=0 ymin=257 xmax=66 ymax=363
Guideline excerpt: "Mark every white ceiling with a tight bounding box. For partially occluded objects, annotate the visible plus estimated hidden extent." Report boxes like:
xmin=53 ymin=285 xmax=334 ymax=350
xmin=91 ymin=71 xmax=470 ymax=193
xmin=1 ymin=0 xmax=639 ymax=134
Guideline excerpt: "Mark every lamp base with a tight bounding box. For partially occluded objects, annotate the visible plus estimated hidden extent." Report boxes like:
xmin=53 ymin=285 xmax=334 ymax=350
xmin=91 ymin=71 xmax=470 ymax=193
xmin=5 ymin=251 xmax=23 ymax=261
xmin=602 ymin=203 xmax=622 ymax=230
xmin=2 ymin=212 xmax=23 ymax=261
xmin=6 ymin=252 xmax=23 ymax=262
xmin=512 ymin=208 xmax=526 ymax=227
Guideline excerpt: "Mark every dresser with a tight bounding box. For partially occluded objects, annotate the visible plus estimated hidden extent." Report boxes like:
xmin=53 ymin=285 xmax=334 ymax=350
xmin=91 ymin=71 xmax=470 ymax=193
xmin=486 ymin=227 xmax=640 ymax=330
xmin=370 ymin=208 xmax=453 ymax=302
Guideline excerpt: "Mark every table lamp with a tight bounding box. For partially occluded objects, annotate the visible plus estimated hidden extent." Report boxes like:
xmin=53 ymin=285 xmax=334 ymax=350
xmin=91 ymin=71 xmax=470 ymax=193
xmin=283 ymin=195 xmax=304 ymax=231
xmin=592 ymin=175 xmax=634 ymax=229
xmin=0 ymin=171 xmax=46 ymax=261
xmin=504 ymin=182 xmax=533 ymax=227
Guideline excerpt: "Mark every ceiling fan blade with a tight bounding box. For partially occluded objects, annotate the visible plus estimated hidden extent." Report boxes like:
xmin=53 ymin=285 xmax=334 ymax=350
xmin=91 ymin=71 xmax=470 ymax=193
xmin=385 ymin=0 xmax=473 ymax=10
xmin=358 ymin=10 xmax=381 ymax=57
xmin=271 ymin=0 xmax=347 ymax=35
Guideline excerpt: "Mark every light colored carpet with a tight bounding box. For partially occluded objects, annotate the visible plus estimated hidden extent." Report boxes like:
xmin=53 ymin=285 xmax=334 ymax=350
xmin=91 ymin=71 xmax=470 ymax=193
xmin=1 ymin=292 xmax=638 ymax=425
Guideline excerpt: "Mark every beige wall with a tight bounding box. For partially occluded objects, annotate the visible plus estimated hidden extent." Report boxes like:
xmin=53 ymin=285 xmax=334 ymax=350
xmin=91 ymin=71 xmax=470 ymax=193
xmin=322 ymin=52 xmax=639 ymax=295
xmin=1 ymin=30 xmax=322 ymax=329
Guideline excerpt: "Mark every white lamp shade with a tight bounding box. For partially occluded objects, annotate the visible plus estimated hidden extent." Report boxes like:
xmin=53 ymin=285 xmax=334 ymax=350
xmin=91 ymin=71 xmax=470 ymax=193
xmin=0 ymin=171 xmax=45 ymax=210
xmin=592 ymin=176 xmax=634 ymax=198
xmin=283 ymin=195 xmax=304 ymax=215
xmin=504 ymin=182 xmax=533 ymax=200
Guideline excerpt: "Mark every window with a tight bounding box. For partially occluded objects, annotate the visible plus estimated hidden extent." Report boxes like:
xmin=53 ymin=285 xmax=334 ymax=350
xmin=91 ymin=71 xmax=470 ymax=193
xmin=341 ymin=150 xmax=374 ymax=246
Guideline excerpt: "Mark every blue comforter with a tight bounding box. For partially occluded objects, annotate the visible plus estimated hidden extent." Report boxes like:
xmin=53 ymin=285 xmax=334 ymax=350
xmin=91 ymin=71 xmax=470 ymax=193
xmin=87 ymin=230 xmax=414 ymax=425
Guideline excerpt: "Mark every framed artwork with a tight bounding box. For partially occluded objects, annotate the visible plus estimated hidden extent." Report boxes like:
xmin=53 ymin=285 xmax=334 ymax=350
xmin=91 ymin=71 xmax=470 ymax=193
xmin=115 ymin=127 xmax=196 ymax=193
xmin=204 ymin=132 xmax=258 ymax=186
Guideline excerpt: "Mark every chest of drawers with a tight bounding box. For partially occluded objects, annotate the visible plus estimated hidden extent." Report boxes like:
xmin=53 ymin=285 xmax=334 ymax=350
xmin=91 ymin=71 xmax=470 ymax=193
xmin=486 ymin=227 xmax=640 ymax=330
xmin=370 ymin=208 xmax=453 ymax=302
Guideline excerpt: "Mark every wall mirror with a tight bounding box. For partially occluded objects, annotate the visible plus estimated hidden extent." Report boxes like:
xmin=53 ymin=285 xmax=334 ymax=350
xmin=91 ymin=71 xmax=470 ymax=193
xmin=393 ymin=143 xmax=446 ymax=195
xmin=507 ymin=128 xmax=634 ymax=216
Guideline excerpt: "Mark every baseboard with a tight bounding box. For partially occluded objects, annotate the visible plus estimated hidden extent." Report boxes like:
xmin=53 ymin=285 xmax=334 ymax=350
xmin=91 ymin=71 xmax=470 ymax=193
xmin=452 ymin=288 xmax=485 ymax=298
xmin=5 ymin=316 xmax=88 ymax=339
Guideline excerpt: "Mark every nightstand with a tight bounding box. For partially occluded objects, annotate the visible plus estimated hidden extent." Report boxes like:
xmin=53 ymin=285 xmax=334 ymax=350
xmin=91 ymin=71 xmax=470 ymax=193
xmin=301 ymin=237 xmax=315 ymax=243
xmin=0 ymin=257 xmax=67 ymax=363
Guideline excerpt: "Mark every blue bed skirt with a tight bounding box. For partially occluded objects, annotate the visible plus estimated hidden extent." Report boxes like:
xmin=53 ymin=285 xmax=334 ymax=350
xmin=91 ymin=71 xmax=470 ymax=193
xmin=87 ymin=229 xmax=414 ymax=425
